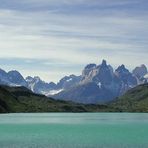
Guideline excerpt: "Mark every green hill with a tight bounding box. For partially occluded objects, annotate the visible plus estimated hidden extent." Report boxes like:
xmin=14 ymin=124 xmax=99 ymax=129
xmin=0 ymin=85 xmax=108 ymax=113
xmin=110 ymin=84 xmax=148 ymax=112
xmin=1 ymin=84 xmax=148 ymax=113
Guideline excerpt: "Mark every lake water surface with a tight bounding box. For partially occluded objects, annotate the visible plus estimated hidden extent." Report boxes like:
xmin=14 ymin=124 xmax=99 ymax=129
xmin=0 ymin=113 xmax=148 ymax=148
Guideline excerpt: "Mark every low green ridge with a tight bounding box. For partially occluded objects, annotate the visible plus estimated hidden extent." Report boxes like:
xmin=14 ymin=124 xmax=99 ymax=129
xmin=0 ymin=84 xmax=148 ymax=113
xmin=110 ymin=84 xmax=148 ymax=112
xmin=0 ymin=85 xmax=109 ymax=113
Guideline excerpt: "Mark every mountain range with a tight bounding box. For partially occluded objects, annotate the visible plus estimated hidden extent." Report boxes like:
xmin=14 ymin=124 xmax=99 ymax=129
xmin=0 ymin=84 xmax=148 ymax=113
xmin=0 ymin=60 xmax=147 ymax=104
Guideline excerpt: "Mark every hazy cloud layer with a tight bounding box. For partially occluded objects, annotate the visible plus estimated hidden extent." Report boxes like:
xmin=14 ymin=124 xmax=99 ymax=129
xmin=0 ymin=0 xmax=147 ymax=82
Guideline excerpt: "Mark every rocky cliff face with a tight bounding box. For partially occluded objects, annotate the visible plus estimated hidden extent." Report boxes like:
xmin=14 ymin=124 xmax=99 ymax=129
xmin=7 ymin=70 xmax=27 ymax=87
xmin=133 ymin=64 xmax=147 ymax=78
xmin=26 ymin=76 xmax=57 ymax=94
xmin=0 ymin=69 xmax=27 ymax=87
xmin=0 ymin=69 xmax=81 ymax=95
xmin=57 ymin=75 xmax=82 ymax=89
xmin=81 ymin=60 xmax=121 ymax=97
xmin=0 ymin=60 xmax=147 ymax=104
xmin=54 ymin=60 xmax=147 ymax=104
xmin=115 ymin=65 xmax=138 ymax=94
xmin=132 ymin=64 xmax=148 ymax=84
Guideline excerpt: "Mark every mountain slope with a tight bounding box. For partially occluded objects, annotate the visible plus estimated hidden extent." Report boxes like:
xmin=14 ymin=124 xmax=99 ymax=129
xmin=1 ymin=84 xmax=148 ymax=113
xmin=54 ymin=82 xmax=115 ymax=104
xmin=26 ymin=76 xmax=57 ymax=94
xmin=0 ymin=85 xmax=109 ymax=113
xmin=0 ymin=86 xmax=20 ymax=113
xmin=110 ymin=84 xmax=148 ymax=112
xmin=55 ymin=60 xmax=142 ymax=103
xmin=0 ymin=60 xmax=147 ymax=104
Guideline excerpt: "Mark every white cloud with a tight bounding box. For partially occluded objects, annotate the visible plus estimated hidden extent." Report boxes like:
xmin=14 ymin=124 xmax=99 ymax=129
xmin=0 ymin=0 xmax=147 ymax=81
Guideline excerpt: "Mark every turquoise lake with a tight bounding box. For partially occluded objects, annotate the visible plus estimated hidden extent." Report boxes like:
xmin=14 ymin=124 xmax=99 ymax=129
xmin=0 ymin=113 xmax=148 ymax=148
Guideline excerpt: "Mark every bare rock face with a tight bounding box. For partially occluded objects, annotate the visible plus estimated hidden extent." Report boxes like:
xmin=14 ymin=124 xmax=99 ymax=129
xmin=0 ymin=60 xmax=147 ymax=104
xmin=54 ymin=82 xmax=115 ymax=104
xmin=0 ymin=69 xmax=9 ymax=85
xmin=81 ymin=64 xmax=97 ymax=84
xmin=0 ymin=69 xmax=27 ymax=87
xmin=81 ymin=60 xmax=121 ymax=97
xmin=55 ymin=60 xmax=123 ymax=103
xmin=115 ymin=65 xmax=137 ymax=86
xmin=93 ymin=60 xmax=113 ymax=85
xmin=132 ymin=64 xmax=147 ymax=78
xmin=115 ymin=65 xmax=138 ymax=94
xmin=55 ymin=60 xmax=147 ymax=104
xmin=81 ymin=60 xmax=114 ymax=85
xmin=26 ymin=76 xmax=57 ymax=94
xmin=8 ymin=71 xmax=27 ymax=87
xmin=57 ymin=75 xmax=82 ymax=89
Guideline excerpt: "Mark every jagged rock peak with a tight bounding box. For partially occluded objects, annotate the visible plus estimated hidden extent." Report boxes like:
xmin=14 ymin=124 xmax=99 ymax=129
xmin=101 ymin=59 xmax=107 ymax=66
xmin=8 ymin=70 xmax=25 ymax=80
xmin=26 ymin=76 xmax=34 ymax=81
xmin=132 ymin=64 xmax=147 ymax=78
xmin=119 ymin=64 xmax=125 ymax=69
xmin=8 ymin=70 xmax=22 ymax=75
xmin=116 ymin=64 xmax=129 ymax=72
xmin=85 ymin=64 xmax=96 ymax=69
xmin=34 ymin=76 xmax=41 ymax=80
xmin=0 ymin=68 xmax=7 ymax=73
xmin=26 ymin=76 xmax=33 ymax=79
xmin=0 ymin=68 xmax=7 ymax=76
xmin=140 ymin=64 xmax=147 ymax=73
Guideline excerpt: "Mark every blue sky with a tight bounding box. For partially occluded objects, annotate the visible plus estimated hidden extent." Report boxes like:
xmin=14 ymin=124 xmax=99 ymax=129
xmin=0 ymin=0 xmax=147 ymax=82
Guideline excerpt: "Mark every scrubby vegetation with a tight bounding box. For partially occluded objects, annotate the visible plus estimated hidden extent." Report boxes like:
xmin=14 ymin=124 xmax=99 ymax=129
xmin=110 ymin=84 xmax=148 ymax=112
xmin=0 ymin=85 xmax=109 ymax=113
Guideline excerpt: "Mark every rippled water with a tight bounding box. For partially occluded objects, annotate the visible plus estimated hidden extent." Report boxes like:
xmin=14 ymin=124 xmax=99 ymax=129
xmin=0 ymin=113 xmax=148 ymax=148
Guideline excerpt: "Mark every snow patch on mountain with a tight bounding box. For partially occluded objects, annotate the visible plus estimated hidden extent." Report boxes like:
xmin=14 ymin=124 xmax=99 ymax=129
xmin=46 ymin=89 xmax=64 ymax=96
